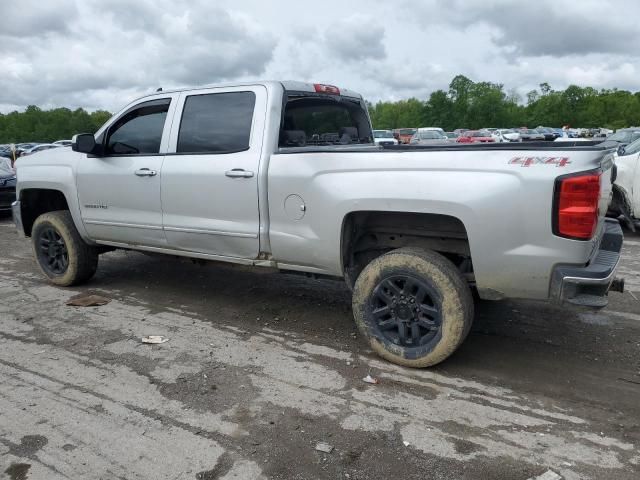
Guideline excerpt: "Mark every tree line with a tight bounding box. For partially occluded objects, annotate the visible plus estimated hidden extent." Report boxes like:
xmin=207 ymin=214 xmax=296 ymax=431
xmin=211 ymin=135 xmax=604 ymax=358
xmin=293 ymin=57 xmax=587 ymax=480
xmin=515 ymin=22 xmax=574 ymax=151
xmin=2 ymin=74 xmax=639 ymax=143
xmin=0 ymin=106 xmax=111 ymax=144
xmin=368 ymin=75 xmax=640 ymax=131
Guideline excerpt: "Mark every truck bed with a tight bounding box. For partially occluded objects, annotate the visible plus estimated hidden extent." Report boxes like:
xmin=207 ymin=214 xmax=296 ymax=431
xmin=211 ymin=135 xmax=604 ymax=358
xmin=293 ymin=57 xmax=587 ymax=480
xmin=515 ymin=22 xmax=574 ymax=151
xmin=278 ymin=141 xmax=613 ymax=154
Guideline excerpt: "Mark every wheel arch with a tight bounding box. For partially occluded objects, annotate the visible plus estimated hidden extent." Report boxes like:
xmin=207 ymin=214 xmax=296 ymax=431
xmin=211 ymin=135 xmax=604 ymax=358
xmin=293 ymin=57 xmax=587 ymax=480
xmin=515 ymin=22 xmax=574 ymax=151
xmin=18 ymin=187 xmax=89 ymax=240
xmin=340 ymin=210 xmax=473 ymax=289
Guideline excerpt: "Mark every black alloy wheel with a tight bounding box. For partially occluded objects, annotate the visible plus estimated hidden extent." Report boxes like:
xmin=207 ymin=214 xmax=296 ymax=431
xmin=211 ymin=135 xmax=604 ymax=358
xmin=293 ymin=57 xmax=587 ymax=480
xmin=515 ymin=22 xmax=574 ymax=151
xmin=369 ymin=274 xmax=442 ymax=349
xmin=37 ymin=227 xmax=69 ymax=275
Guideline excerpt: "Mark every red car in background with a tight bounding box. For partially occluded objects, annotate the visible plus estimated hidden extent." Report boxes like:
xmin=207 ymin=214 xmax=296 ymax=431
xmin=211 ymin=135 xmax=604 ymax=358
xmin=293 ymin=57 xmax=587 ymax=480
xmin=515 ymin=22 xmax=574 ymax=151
xmin=393 ymin=128 xmax=417 ymax=144
xmin=456 ymin=130 xmax=495 ymax=143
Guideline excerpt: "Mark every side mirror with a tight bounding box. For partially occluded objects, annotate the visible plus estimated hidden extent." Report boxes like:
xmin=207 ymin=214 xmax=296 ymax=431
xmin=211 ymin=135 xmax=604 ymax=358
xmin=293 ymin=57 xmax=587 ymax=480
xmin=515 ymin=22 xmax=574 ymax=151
xmin=72 ymin=133 xmax=97 ymax=154
xmin=617 ymin=145 xmax=626 ymax=157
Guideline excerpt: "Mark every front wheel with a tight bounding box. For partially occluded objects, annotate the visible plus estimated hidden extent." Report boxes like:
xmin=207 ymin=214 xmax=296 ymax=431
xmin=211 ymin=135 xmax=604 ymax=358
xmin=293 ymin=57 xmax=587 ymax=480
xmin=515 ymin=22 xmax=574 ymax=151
xmin=32 ymin=210 xmax=98 ymax=286
xmin=352 ymin=247 xmax=473 ymax=368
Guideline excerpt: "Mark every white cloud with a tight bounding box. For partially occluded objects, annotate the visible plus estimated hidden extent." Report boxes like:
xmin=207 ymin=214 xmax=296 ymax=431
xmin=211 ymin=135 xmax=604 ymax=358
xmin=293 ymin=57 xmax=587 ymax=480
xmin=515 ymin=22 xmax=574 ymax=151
xmin=0 ymin=0 xmax=639 ymax=113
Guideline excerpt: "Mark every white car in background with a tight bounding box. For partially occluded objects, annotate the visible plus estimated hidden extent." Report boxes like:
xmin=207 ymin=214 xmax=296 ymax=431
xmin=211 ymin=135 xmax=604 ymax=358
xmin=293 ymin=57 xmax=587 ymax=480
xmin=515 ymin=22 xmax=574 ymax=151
xmin=409 ymin=130 xmax=450 ymax=145
xmin=372 ymin=130 xmax=398 ymax=146
xmin=21 ymin=144 xmax=62 ymax=156
xmin=491 ymin=129 xmax=521 ymax=143
xmin=416 ymin=127 xmax=446 ymax=136
xmin=611 ymin=138 xmax=640 ymax=227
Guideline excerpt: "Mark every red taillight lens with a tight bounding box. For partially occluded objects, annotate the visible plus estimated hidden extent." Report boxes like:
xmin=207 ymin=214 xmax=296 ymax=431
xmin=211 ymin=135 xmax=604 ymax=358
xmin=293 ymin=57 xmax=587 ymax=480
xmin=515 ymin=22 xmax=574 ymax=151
xmin=555 ymin=173 xmax=601 ymax=240
xmin=314 ymin=84 xmax=340 ymax=95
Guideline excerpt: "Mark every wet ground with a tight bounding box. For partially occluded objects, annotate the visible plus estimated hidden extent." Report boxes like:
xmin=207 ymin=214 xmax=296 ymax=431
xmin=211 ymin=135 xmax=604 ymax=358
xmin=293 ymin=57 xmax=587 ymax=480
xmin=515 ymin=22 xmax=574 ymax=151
xmin=0 ymin=214 xmax=639 ymax=479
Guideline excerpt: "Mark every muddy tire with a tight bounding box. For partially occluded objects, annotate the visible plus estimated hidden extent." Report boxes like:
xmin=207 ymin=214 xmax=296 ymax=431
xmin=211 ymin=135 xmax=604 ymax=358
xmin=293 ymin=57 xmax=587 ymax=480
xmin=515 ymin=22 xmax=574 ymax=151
xmin=32 ymin=210 xmax=98 ymax=286
xmin=352 ymin=247 xmax=473 ymax=368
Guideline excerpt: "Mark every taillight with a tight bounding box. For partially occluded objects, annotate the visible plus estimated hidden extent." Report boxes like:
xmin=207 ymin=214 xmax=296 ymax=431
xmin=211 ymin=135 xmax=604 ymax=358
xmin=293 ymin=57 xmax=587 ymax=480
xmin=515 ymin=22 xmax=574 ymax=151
xmin=554 ymin=172 xmax=601 ymax=240
xmin=314 ymin=84 xmax=340 ymax=95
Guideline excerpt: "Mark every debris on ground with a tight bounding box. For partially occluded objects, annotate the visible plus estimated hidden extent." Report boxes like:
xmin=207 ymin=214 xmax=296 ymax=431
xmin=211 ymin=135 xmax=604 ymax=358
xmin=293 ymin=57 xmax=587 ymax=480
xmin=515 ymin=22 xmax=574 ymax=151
xmin=141 ymin=335 xmax=169 ymax=344
xmin=315 ymin=442 xmax=334 ymax=453
xmin=66 ymin=293 xmax=111 ymax=307
xmin=528 ymin=469 xmax=563 ymax=480
xmin=362 ymin=374 xmax=379 ymax=385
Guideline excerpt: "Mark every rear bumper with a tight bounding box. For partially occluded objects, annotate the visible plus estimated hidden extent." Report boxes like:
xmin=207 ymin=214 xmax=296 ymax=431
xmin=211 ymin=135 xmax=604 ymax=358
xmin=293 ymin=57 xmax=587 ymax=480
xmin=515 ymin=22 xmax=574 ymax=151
xmin=550 ymin=219 xmax=624 ymax=308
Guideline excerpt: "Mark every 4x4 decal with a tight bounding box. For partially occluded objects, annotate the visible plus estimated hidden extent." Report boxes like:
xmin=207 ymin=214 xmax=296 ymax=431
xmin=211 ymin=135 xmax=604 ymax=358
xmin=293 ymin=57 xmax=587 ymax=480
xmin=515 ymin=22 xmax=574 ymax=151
xmin=509 ymin=157 xmax=571 ymax=167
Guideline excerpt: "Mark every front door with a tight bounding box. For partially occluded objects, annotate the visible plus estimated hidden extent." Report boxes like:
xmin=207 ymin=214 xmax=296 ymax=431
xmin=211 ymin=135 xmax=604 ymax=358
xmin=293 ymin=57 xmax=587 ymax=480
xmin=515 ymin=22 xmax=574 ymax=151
xmin=77 ymin=96 xmax=176 ymax=247
xmin=160 ymin=86 xmax=266 ymax=258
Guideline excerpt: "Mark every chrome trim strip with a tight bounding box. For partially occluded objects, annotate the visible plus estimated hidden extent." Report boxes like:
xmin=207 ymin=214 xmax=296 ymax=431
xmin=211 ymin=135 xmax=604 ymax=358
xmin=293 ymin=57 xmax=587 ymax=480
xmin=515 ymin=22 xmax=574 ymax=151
xmin=84 ymin=220 xmax=163 ymax=230
xmin=163 ymin=226 xmax=257 ymax=238
xmin=94 ymin=240 xmax=275 ymax=267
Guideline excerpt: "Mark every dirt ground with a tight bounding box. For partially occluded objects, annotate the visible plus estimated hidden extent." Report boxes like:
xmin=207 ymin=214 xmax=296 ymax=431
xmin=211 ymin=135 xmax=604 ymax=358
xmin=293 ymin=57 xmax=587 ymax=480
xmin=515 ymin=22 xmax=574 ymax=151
xmin=0 ymin=214 xmax=639 ymax=480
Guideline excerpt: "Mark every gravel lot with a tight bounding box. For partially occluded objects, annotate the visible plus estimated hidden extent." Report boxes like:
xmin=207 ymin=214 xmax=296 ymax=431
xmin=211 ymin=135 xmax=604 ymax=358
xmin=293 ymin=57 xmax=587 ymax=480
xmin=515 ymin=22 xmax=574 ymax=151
xmin=0 ymin=214 xmax=639 ymax=480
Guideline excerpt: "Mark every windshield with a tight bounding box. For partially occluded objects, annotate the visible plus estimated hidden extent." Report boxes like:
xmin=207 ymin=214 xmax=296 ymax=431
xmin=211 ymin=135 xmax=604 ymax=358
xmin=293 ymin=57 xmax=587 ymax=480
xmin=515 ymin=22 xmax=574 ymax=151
xmin=419 ymin=132 xmax=442 ymax=139
xmin=470 ymin=131 xmax=490 ymax=137
xmin=399 ymin=128 xmax=416 ymax=135
xmin=0 ymin=157 xmax=14 ymax=176
xmin=621 ymin=137 xmax=640 ymax=155
xmin=608 ymin=131 xmax=636 ymax=143
xmin=373 ymin=130 xmax=393 ymax=138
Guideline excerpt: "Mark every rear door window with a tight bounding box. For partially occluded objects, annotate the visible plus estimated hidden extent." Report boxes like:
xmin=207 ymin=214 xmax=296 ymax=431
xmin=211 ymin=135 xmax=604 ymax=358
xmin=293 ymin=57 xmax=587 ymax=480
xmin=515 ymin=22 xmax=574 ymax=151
xmin=177 ymin=92 xmax=256 ymax=154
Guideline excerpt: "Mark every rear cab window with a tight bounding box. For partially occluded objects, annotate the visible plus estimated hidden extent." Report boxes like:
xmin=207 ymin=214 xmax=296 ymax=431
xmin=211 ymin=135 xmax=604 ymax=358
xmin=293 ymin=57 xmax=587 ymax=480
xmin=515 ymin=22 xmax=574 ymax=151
xmin=279 ymin=86 xmax=373 ymax=148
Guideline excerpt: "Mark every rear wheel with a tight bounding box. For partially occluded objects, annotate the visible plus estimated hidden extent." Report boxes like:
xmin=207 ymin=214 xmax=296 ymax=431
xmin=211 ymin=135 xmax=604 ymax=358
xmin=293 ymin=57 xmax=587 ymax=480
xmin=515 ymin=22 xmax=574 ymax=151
xmin=352 ymin=247 xmax=473 ymax=367
xmin=32 ymin=210 xmax=98 ymax=286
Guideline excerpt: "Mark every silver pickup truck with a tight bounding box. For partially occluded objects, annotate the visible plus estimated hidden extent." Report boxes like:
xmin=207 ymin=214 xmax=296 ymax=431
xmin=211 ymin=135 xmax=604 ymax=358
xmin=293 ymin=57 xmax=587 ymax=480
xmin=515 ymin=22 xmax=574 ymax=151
xmin=12 ymin=80 xmax=624 ymax=367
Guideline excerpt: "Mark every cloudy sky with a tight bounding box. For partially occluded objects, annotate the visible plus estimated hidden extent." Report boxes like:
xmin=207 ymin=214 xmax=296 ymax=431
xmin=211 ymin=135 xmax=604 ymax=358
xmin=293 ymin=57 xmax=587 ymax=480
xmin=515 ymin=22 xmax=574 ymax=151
xmin=1 ymin=0 xmax=638 ymax=113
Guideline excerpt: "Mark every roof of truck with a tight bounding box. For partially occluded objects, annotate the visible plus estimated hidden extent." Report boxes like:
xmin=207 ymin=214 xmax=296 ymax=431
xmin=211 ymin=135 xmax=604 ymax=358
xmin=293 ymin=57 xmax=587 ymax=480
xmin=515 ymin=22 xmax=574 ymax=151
xmin=135 ymin=81 xmax=363 ymax=101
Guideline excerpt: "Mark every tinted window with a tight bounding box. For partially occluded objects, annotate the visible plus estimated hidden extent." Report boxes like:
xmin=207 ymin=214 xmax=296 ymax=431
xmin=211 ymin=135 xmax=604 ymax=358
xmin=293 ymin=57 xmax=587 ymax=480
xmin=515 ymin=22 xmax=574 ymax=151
xmin=280 ymin=96 xmax=372 ymax=146
xmin=106 ymin=99 xmax=170 ymax=155
xmin=624 ymin=138 xmax=640 ymax=156
xmin=177 ymin=92 xmax=255 ymax=154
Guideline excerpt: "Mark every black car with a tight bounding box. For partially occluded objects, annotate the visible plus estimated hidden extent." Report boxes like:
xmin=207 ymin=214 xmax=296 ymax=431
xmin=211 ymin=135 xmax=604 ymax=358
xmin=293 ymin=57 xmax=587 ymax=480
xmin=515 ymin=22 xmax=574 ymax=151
xmin=536 ymin=127 xmax=559 ymax=141
xmin=0 ymin=161 xmax=16 ymax=214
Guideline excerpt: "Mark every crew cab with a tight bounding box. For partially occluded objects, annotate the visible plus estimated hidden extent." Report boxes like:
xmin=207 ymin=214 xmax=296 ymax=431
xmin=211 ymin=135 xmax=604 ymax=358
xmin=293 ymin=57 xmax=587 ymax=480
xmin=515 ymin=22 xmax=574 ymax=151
xmin=12 ymin=80 xmax=623 ymax=367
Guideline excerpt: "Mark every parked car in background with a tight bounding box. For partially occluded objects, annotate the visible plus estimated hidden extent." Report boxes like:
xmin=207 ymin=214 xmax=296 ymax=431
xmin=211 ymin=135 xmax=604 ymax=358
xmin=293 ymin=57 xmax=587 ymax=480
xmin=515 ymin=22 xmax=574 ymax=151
xmin=53 ymin=140 xmax=73 ymax=147
xmin=491 ymin=129 xmax=521 ymax=143
xmin=392 ymin=128 xmax=417 ymax=144
xmin=610 ymin=137 xmax=640 ymax=228
xmin=444 ymin=132 xmax=459 ymax=141
xmin=519 ymin=129 xmax=546 ymax=142
xmin=456 ymin=130 xmax=495 ymax=143
xmin=409 ymin=130 xmax=450 ymax=145
xmin=373 ymin=130 xmax=399 ymax=146
xmin=0 ymin=157 xmax=17 ymax=214
xmin=606 ymin=128 xmax=640 ymax=147
xmin=536 ymin=127 xmax=560 ymax=141
xmin=21 ymin=144 xmax=62 ymax=156
xmin=416 ymin=127 xmax=446 ymax=136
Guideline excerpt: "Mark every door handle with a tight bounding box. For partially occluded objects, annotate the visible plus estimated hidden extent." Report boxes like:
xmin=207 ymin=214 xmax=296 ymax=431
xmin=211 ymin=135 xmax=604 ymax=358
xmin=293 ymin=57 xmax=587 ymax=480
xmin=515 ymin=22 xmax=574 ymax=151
xmin=225 ymin=169 xmax=254 ymax=178
xmin=135 ymin=168 xmax=157 ymax=177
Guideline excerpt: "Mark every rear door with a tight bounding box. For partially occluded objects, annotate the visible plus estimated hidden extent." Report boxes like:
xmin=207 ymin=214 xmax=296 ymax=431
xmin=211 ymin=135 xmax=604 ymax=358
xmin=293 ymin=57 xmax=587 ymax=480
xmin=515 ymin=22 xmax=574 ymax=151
xmin=161 ymin=86 xmax=266 ymax=258
xmin=76 ymin=96 xmax=178 ymax=246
